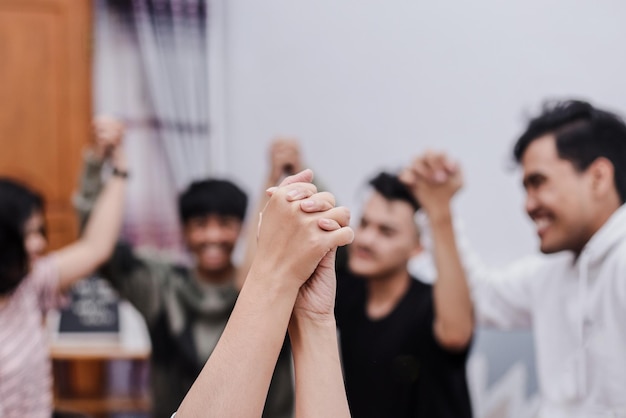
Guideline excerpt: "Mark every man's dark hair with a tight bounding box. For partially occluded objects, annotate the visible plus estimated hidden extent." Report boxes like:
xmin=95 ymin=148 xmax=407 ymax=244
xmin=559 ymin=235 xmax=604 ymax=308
xmin=369 ymin=172 xmax=420 ymax=212
xmin=178 ymin=179 xmax=248 ymax=224
xmin=513 ymin=99 xmax=626 ymax=203
xmin=0 ymin=179 xmax=45 ymax=295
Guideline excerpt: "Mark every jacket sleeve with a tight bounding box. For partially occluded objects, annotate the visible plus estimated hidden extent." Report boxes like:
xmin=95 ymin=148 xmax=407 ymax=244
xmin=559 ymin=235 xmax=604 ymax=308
xmin=72 ymin=151 xmax=167 ymax=325
xmin=73 ymin=150 xmax=106 ymax=232
xmin=99 ymin=243 xmax=170 ymax=326
xmin=414 ymin=211 xmax=541 ymax=330
xmin=467 ymin=255 xmax=543 ymax=329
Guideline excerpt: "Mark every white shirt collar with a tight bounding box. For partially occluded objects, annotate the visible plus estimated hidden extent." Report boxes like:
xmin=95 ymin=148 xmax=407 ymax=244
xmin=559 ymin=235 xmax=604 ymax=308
xmin=581 ymin=203 xmax=626 ymax=263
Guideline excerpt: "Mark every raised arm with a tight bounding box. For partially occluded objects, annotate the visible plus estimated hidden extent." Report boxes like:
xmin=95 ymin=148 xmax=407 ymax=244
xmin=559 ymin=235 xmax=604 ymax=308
xmin=406 ymin=159 xmax=540 ymax=331
xmin=288 ymin=189 xmax=352 ymax=418
xmin=401 ymin=152 xmax=473 ymax=350
xmin=176 ymin=170 xmax=353 ymax=418
xmin=55 ymin=116 xmax=127 ymax=292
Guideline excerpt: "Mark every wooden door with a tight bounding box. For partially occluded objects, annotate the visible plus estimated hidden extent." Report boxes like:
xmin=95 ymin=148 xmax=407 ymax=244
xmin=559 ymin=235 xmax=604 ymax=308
xmin=0 ymin=0 xmax=92 ymax=250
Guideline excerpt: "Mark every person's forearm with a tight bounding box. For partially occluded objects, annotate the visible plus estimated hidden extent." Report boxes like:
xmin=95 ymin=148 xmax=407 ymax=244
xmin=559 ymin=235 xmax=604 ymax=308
xmin=57 ymin=174 xmax=127 ymax=291
xmin=177 ymin=267 xmax=300 ymax=418
xmin=430 ymin=208 xmax=473 ymax=349
xmin=289 ymin=315 xmax=351 ymax=418
xmin=80 ymin=149 xmax=128 ymax=255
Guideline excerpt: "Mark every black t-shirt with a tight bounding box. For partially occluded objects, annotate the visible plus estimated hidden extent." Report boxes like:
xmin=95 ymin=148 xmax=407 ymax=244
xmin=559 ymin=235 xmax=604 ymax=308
xmin=335 ymin=271 xmax=472 ymax=418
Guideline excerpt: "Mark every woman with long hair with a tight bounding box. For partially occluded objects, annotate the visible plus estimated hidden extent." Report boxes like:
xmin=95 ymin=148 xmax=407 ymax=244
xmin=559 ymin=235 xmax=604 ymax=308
xmin=0 ymin=117 xmax=127 ymax=418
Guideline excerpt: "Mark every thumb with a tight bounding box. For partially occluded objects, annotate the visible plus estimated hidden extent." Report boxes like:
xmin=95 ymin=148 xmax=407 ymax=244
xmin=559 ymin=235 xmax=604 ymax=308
xmin=318 ymin=247 xmax=338 ymax=269
xmin=326 ymin=226 xmax=355 ymax=249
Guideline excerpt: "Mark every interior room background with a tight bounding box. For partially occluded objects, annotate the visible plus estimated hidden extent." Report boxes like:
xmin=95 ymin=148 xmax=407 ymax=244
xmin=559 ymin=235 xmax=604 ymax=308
xmin=90 ymin=1 xmax=626 ymax=417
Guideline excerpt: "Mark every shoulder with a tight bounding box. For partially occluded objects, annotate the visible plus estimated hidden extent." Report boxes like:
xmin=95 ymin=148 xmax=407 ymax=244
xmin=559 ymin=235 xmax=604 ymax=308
xmin=481 ymin=253 xmax=559 ymax=290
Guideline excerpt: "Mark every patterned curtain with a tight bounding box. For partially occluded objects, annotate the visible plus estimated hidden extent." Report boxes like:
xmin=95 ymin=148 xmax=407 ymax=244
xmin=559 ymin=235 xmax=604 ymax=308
xmin=130 ymin=0 xmax=211 ymax=189
xmin=94 ymin=0 xmax=210 ymax=259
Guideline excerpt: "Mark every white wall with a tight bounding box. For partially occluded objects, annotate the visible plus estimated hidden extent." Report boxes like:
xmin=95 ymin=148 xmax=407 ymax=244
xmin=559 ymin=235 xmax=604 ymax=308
xmin=213 ymin=0 xmax=626 ymax=412
xmin=217 ymin=0 xmax=626 ymax=267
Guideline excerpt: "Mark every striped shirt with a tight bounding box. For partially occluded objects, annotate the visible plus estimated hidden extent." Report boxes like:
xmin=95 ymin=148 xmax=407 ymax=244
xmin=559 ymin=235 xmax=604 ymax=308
xmin=0 ymin=256 xmax=66 ymax=418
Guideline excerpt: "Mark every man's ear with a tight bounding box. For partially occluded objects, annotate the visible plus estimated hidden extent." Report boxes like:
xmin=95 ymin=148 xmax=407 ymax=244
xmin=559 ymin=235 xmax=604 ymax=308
xmin=588 ymin=157 xmax=615 ymax=198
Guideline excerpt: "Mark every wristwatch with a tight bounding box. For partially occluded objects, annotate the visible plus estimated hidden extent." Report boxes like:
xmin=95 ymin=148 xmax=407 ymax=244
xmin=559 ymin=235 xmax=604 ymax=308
xmin=112 ymin=167 xmax=130 ymax=179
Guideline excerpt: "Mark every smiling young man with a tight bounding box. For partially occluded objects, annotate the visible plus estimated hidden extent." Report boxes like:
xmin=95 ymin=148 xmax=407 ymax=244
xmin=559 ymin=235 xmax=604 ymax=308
xmin=75 ymin=142 xmax=293 ymax=418
xmin=245 ymin=140 xmax=474 ymax=417
xmin=409 ymin=100 xmax=626 ymax=417
xmin=335 ymin=172 xmax=473 ymax=418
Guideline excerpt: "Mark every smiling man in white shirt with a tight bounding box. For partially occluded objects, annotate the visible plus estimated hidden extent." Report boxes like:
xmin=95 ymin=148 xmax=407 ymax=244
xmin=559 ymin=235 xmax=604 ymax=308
xmin=404 ymin=100 xmax=626 ymax=418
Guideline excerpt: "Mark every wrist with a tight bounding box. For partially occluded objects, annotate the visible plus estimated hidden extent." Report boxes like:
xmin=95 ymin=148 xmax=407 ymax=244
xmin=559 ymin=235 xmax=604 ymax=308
xmin=246 ymin=260 xmax=301 ymax=300
xmin=84 ymin=148 xmax=106 ymax=167
xmin=423 ymin=205 xmax=452 ymax=223
xmin=289 ymin=313 xmax=337 ymax=346
xmin=290 ymin=310 xmax=336 ymax=330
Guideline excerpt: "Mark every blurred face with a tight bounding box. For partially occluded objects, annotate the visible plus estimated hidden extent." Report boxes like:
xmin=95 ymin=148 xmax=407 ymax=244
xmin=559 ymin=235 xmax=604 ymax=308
xmin=23 ymin=210 xmax=47 ymax=263
xmin=522 ymin=134 xmax=597 ymax=254
xmin=348 ymin=192 xmax=421 ymax=280
xmin=183 ymin=214 xmax=242 ymax=275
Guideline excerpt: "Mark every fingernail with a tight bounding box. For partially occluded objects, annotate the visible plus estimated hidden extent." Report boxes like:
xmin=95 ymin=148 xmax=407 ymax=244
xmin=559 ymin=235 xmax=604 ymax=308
xmin=265 ymin=186 xmax=278 ymax=195
xmin=301 ymin=200 xmax=315 ymax=210
xmin=287 ymin=189 xmax=304 ymax=200
xmin=319 ymin=218 xmax=336 ymax=229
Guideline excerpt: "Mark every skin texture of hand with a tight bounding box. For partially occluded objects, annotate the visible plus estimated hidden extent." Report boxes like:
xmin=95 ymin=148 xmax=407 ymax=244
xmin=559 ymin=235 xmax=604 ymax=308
xmin=292 ymin=248 xmax=340 ymax=322
xmin=253 ymin=170 xmax=353 ymax=289
xmin=92 ymin=115 xmax=125 ymax=161
xmin=268 ymin=138 xmax=304 ymax=185
xmin=265 ymin=177 xmax=350 ymax=321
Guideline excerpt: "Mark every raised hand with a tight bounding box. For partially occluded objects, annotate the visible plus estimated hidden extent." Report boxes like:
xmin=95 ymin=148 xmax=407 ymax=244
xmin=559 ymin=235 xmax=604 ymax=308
xmin=293 ymin=207 xmax=349 ymax=322
xmin=252 ymin=170 xmax=353 ymax=291
xmin=265 ymin=173 xmax=351 ymax=320
xmin=92 ymin=115 xmax=125 ymax=161
xmin=400 ymin=151 xmax=463 ymax=215
xmin=268 ymin=138 xmax=304 ymax=185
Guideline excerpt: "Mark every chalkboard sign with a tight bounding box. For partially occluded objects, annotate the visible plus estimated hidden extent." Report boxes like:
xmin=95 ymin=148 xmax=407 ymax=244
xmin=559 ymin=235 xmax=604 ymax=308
xmin=58 ymin=276 xmax=120 ymax=336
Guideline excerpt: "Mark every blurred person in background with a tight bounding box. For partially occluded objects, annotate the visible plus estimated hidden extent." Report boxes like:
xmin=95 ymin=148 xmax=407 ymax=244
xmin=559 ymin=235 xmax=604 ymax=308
xmin=0 ymin=116 xmax=128 ymax=418
xmin=74 ymin=127 xmax=294 ymax=418
xmin=247 ymin=140 xmax=473 ymax=418
xmin=407 ymin=100 xmax=626 ymax=417
xmin=174 ymin=169 xmax=353 ymax=418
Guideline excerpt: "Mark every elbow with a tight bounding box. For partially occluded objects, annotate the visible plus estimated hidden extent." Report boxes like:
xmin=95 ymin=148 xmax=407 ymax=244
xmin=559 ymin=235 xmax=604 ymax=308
xmin=435 ymin=320 xmax=473 ymax=351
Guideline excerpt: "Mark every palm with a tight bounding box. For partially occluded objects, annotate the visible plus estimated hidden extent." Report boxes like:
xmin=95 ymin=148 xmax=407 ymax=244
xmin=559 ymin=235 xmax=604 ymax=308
xmin=293 ymin=249 xmax=337 ymax=320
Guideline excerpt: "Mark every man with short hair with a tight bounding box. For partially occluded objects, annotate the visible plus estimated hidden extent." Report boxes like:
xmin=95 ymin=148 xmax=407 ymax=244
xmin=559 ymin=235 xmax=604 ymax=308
xmin=335 ymin=171 xmax=473 ymax=418
xmin=249 ymin=140 xmax=474 ymax=417
xmin=75 ymin=142 xmax=293 ymax=418
xmin=407 ymin=100 xmax=626 ymax=417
